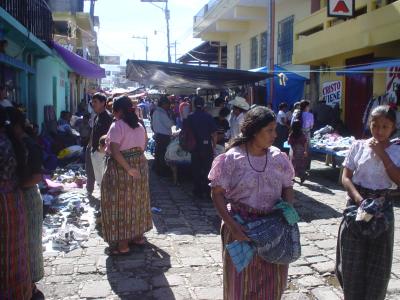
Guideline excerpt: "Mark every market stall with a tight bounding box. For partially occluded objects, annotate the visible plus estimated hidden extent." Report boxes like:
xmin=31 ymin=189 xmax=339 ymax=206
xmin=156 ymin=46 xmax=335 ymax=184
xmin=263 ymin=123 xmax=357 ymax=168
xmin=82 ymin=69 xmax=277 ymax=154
xmin=126 ymin=60 xmax=272 ymax=184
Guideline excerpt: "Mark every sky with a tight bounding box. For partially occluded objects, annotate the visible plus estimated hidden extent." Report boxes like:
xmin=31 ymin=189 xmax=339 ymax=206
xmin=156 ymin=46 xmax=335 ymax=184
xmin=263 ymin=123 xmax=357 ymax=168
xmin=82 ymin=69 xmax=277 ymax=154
xmin=86 ymin=0 xmax=209 ymax=65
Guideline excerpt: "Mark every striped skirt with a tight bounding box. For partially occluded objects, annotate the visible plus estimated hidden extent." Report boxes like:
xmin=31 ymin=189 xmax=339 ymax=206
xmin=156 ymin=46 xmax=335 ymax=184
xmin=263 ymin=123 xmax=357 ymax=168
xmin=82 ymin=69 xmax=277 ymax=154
xmin=23 ymin=186 xmax=44 ymax=282
xmin=0 ymin=183 xmax=32 ymax=300
xmin=221 ymin=203 xmax=288 ymax=300
xmin=335 ymin=185 xmax=393 ymax=300
xmin=101 ymin=148 xmax=153 ymax=243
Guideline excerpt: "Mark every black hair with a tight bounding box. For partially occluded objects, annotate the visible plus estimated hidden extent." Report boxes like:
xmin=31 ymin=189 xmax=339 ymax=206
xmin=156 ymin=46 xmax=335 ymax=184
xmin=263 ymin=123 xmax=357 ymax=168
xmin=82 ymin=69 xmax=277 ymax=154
xmin=297 ymin=99 xmax=310 ymax=127
xmin=3 ymin=107 xmax=28 ymax=181
xmin=278 ymin=102 xmax=288 ymax=110
xmin=92 ymin=92 xmax=107 ymax=103
xmin=112 ymin=95 xmax=139 ymax=130
xmin=219 ymin=107 xmax=230 ymax=118
xmin=158 ymin=96 xmax=170 ymax=107
xmin=215 ymin=97 xmax=224 ymax=107
xmin=369 ymin=105 xmax=397 ymax=136
xmin=289 ymin=120 xmax=304 ymax=140
xmin=227 ymin=106 xmax=276 ymax=150
xmin=194 ymin=96 xmax=204 ymax=109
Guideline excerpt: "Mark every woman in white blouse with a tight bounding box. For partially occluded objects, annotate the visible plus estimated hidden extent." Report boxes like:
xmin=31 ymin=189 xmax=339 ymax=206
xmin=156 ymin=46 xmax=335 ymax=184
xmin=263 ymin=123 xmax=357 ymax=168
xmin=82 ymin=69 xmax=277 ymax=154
xmin=336 ymin=105 xmax=400 ymax=300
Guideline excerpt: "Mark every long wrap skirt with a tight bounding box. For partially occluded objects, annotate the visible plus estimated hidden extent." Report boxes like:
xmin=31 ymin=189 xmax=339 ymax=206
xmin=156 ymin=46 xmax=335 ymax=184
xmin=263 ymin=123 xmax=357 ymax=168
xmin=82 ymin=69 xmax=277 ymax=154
xmin=221 ymin=203 xmax=288 ymax=300
xmin=101 ymin=148 xmax=153 ymax=243
xmin=0 ymin=183 xmax=32 ymax=300
xmin=335 ymin=185 xmax=394 ymax=300
xmin=23 ymin=185 xmax=44 ymax=282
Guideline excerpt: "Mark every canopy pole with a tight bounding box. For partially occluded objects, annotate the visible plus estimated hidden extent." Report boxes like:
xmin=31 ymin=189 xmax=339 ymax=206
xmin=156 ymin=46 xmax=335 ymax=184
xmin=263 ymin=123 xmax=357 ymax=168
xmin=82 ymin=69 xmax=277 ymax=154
xmin=267 ymin=0 xmax=275 ymax=107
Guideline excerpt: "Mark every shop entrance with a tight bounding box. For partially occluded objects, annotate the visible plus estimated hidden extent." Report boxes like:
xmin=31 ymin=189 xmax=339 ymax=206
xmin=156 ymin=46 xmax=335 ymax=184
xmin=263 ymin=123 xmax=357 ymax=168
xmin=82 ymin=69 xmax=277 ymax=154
xmin=345 ymin=54 xmax=373 ymax=138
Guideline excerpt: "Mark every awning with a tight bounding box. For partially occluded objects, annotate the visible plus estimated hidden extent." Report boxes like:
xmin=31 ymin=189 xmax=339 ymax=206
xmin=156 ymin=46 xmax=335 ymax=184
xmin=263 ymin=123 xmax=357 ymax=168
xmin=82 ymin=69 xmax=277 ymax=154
xmin=52 ymin=42 xmax=105 ymax=79
xmin=336 ymin=59 xmax=400 ymax=75
xmin=126 ymin=60 xmax=272 ymax=89
xmin=250 ymin=65 xmax=307 ymax=110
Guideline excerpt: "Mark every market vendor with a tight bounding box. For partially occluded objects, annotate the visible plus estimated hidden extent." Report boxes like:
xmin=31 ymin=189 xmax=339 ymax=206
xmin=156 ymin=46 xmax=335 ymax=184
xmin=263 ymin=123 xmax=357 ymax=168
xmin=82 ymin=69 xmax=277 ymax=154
xmin=152 ymin=96 xmax=174 ymax=177
xmin=228 ymin=96 xmax=249 ymax=140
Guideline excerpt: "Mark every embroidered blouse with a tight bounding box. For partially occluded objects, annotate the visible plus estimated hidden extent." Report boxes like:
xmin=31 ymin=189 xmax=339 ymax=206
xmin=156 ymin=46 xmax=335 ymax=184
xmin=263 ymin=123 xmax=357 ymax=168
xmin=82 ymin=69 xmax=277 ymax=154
xmin=343 ymin=140 xmax=400 ymax=190
xmin=208 ymin=146 xmax=294 ymax=211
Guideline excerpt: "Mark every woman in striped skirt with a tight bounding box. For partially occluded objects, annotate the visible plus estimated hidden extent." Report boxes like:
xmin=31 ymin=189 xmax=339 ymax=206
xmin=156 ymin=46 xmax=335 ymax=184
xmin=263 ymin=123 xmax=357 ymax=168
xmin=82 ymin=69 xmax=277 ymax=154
xmin=0 ymin=107 xmax=32 ymax=300
xmin=209 ymin=107 xmax=295 ymax=299
xmin=101 ymin=96 xmax=152 ymax=255
xmin=7 ymin=106 xmax=45 ymax=299
xmin=336 ymin=105 xmax=400 ymax=300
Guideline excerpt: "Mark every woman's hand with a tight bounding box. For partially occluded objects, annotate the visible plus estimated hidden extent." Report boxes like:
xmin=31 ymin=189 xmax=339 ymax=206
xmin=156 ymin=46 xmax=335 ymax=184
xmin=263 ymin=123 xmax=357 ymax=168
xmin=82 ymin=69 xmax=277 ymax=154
xmin=369 ymin=138 xmax=387 ymax=159
xmin=230 ymin=223 xmax=250 ymax=242
xmin=127 ymin=168 xmax=140 ymax=178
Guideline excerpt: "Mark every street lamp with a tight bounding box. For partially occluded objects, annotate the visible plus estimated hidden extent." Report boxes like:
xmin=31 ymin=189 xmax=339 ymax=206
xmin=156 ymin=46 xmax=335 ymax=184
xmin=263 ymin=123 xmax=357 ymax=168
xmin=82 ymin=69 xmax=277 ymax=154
xmin=132 ymin=35 xmax=149 ymax=61
xmin=140 ymin=0 xmax=171 ymax=63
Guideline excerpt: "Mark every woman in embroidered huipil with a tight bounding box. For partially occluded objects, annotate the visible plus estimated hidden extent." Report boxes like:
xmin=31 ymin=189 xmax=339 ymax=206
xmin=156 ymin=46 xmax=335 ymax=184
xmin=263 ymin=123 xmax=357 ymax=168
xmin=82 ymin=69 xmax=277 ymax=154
xmin=0 ymin=108 xmax=32 ymax=300
xmin=209 ymin=106 xmax=295 ymax=299
xmin=336 ymin=105 xmax=400 ymax=300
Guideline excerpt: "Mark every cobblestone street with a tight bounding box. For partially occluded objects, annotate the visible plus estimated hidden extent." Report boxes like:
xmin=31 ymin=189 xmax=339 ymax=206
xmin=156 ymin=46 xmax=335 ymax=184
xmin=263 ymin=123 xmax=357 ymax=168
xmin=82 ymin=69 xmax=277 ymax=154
xmin=38 ymin=160 xmax=400 ymax=300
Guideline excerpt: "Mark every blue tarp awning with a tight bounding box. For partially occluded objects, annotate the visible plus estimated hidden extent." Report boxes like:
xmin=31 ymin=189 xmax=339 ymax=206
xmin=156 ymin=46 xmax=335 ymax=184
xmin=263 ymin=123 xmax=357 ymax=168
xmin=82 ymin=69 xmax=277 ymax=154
xmin=52 ymin=42 xmax=105 ymax=79
xmin=336 ymin=59 xmax=400 ymax=75
xmin=251 ymin=65 xmax=307 ymax=110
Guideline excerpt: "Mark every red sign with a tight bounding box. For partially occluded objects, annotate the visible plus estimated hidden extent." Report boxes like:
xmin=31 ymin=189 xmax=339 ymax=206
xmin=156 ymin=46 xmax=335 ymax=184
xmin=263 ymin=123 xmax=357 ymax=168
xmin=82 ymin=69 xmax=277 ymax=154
xmin=328 ymin=0 xmax=355 ymax=18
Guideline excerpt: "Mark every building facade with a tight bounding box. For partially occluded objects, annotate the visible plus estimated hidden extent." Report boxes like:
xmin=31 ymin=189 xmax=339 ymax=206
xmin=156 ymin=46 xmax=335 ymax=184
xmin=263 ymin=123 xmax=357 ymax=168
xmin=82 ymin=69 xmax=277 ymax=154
xmin=293 ymin=0 xmax=400 ymax=137
xmin=0 ymin=0 xmax=71 ymax=126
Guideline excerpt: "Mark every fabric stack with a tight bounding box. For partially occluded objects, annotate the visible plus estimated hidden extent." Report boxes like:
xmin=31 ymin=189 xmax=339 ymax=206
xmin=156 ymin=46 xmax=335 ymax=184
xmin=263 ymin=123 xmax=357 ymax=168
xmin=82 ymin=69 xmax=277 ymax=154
xmin=311 ymin=127 xmax=355 ymax=157
xmin=39 ymin=167 xmax=94 ymax=253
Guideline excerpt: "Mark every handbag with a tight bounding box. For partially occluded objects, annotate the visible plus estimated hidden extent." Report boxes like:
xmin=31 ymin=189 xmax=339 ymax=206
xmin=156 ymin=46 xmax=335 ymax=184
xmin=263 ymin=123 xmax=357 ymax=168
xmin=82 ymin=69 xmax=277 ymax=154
xmin=343 ymin=197 xmax=393 ymax=239
xmin=244 ymin=210 xmax=301 ymax=265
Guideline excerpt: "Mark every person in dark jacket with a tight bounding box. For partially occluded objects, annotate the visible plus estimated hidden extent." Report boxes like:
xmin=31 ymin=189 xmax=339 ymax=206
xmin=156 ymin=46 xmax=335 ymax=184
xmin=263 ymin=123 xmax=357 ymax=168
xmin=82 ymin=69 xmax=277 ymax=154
xmin=186 ymin=96 xmax=217 ymax=198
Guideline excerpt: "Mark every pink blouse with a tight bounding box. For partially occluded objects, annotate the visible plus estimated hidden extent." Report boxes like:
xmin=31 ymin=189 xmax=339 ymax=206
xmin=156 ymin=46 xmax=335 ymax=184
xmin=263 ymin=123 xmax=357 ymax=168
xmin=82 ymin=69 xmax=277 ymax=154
xmin=105 ymin=120 xmax=146 ymax=153
xmin=208 ymin=146 xmax=294 ymax=211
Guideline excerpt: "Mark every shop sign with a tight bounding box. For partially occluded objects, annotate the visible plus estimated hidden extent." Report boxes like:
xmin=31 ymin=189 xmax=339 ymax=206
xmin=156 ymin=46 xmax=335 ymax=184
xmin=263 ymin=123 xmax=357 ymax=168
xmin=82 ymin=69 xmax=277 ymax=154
xmin=322 ymin=80 xmax=342 ymax=107
xmin=328 ymin=0 xmax=355 ymax=18
xmin=386 ymin=67 xmax=400 ymax=102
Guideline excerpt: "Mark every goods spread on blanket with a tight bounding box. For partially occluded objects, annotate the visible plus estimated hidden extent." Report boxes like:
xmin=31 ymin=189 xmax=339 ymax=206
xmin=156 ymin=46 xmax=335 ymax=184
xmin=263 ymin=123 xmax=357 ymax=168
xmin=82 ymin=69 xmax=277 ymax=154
xmin=311 ymin=125 xmax=355 ymax=157
xmin=40 ymin=165 xmax=94 ymax=254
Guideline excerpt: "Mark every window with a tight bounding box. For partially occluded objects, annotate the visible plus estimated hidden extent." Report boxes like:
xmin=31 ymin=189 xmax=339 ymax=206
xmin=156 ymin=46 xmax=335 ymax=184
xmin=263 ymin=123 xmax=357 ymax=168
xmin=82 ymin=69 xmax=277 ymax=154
xmin=235 ymin=44 xmax=241 ymax=69
xmin=278 ymin=16 xmax=294 ymax=65
xmin=250 ymin=36 xmax=259 ymax=69
xmin=260 ymin=31 xmax=268 ymax=67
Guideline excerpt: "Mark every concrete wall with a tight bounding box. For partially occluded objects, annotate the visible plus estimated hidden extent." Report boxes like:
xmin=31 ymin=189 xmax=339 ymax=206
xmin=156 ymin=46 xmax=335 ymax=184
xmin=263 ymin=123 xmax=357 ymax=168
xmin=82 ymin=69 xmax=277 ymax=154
xmin=226 ymin=0 xmax=310 ymax=70
xmin=36 ymin=54 xmax=70 ymax=127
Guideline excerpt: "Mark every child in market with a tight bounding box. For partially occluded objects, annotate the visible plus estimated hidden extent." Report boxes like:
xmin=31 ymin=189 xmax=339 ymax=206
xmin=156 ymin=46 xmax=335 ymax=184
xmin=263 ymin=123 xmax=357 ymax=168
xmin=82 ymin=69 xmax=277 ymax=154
xmin=336 ymin=105 xmax=400 ymax=300
xmin=288 ymin=120 xmax=309 ymax=183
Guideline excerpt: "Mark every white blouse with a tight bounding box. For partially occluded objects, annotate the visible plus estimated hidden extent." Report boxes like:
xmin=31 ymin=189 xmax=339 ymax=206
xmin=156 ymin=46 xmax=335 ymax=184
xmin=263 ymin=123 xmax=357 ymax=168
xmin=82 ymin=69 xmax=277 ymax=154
xmin=343 ymin=140 xmax=400 ymax=190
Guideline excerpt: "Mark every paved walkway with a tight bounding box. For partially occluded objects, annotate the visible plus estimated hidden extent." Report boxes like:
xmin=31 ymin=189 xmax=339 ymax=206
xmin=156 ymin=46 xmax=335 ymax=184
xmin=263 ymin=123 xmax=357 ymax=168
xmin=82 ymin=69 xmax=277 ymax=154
xmin=38 ymin=161 xmax=400 ymax=299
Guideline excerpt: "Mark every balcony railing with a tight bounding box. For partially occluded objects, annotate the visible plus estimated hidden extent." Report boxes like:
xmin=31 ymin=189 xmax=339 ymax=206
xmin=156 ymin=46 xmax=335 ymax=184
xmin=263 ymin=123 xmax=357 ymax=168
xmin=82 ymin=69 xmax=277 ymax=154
xmin=0 ymin=0 xmax=53 ymax=44
xmin=194 ymin=0 xmax=220 ymax=24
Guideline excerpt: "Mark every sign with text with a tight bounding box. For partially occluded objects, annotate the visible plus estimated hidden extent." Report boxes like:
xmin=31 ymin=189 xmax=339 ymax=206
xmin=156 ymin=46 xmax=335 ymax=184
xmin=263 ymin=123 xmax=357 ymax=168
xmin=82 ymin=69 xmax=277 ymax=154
xmin=328 ymin=0 xmax=355 ymax=18
xmin=322 ymin=80 xmax=342 ymax=107
xmin=386 ymin=67 xmax=400 ymax=103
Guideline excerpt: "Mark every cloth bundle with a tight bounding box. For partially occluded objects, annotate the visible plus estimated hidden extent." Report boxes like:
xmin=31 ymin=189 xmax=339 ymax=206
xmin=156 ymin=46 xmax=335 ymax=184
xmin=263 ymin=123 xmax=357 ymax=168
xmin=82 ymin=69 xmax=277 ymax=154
xmin=226 ymin=201 xmax=301 ymax=272
xmin=343 ymin=197 xmax=393 ymax=239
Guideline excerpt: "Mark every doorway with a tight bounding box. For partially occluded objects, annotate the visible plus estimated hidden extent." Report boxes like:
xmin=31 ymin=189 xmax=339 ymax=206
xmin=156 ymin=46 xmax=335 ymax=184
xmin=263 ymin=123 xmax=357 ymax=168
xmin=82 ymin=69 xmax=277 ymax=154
xmin=345 ymin=54 xmax=373 ymax=138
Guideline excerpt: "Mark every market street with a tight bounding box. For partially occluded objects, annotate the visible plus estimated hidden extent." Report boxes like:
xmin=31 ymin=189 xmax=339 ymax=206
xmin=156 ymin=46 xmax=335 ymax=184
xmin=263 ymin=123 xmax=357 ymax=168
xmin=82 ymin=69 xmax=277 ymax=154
xmin=37 ymin=160 xmax=400 ymax=300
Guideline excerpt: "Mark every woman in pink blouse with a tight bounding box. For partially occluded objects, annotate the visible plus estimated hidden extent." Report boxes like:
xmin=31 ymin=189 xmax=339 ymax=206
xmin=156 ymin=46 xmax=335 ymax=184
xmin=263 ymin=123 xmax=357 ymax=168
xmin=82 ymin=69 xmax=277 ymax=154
xmin=209 ymin=106 xmax=295 ymax=299
xmin=336 ymin=105 xmax=400 ymax=300
xmin=101 ymin=96 xmax=152 ymax=255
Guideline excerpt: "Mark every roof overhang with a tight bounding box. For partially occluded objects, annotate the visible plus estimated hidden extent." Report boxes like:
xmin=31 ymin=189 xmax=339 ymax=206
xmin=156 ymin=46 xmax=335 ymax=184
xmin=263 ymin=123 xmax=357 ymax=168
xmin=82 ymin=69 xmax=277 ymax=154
xmin=126 ymin=60 xmax=272 ymax=89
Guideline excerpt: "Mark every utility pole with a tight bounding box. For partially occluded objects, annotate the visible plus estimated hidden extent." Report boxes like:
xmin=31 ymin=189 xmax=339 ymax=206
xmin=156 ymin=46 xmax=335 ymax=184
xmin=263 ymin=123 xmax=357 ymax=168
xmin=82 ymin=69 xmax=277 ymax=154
xmin=267 ymin=0 xmax=275 ymax=106
xmin=141 ymin=0 xmax=171 ymax=63
xmin=132 ymin=35 xmax=148 ymax=60
xmin=165 ymin=0 xmax=171 ymax=63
